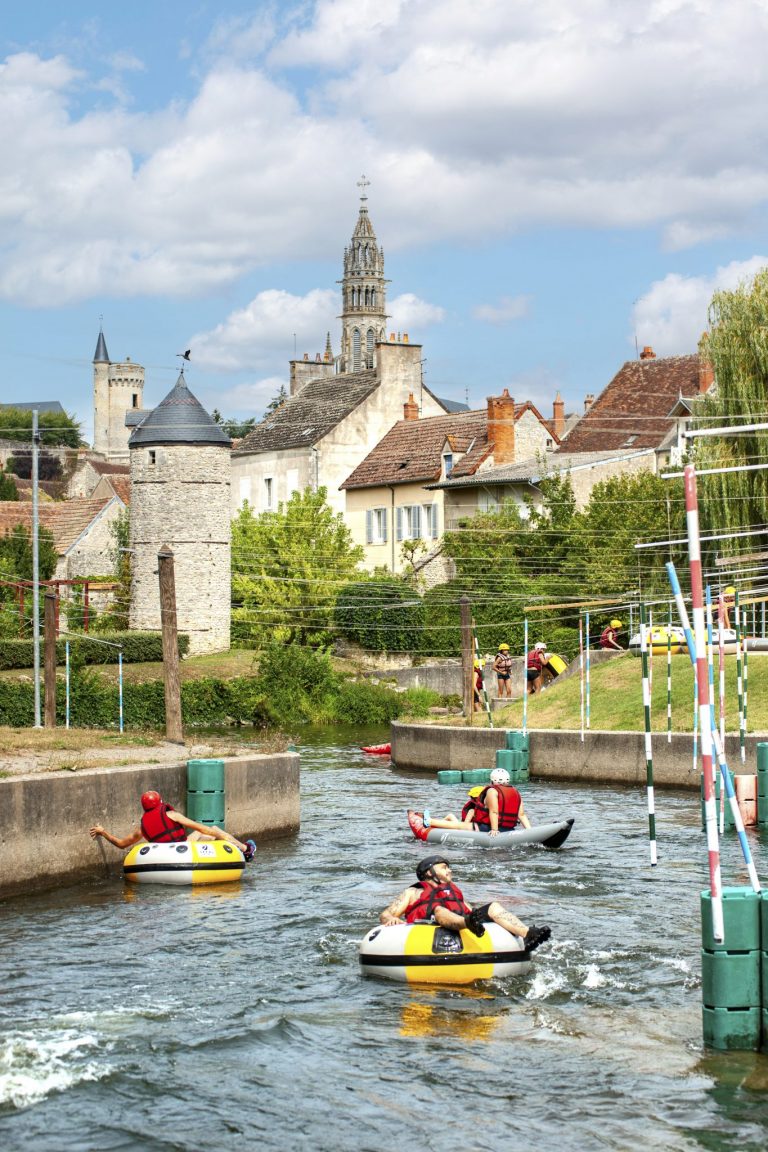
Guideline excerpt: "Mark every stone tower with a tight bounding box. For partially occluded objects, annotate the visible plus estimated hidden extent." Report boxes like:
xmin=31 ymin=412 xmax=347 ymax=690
xmin=92 ymin=327 xmax=145 ymax=463
xmin=339 ymin=177 xmax=388 ymax=372
xmin=128 ymin=372 xmax=232 ymax=655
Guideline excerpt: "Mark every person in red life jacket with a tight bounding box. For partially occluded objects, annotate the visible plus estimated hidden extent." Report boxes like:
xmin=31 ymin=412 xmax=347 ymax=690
xmin=409 ymin=768 xmax=531 ymax=837
xmin=379 ymin=855 xmax=551 ymax=951
xmin=599 ymin=619 xmax=623 ymax=651
xmin=473 ymin=659 xmax=485 ymax=712
xmin=493 ymin=642 xmax=513 ymax=698
xmin=89 ymin=791 xmax=256 ymax=860
xmin=526 ymin=641 xmax=548 ymax=694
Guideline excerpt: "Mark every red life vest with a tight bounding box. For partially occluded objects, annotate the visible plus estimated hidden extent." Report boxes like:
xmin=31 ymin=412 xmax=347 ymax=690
xmin=404 ymin=880 xmax=470 ymax=923
xmin=473 ymin=784 xmax=522 ymax=831
xmin=460 ymin=799 xmax=477 ymax=822
xmin=527 ymin=650 xmax=545 ymax=672
xmin=140 ymin=803 xmax=187 ymax=843
xmin=599 ymin=627 xmax=616 ymax=649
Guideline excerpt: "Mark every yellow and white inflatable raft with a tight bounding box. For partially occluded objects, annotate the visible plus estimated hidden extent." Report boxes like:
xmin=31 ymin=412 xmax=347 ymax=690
xmin=123 ymin=840 xmax=246 ymax=885
xmin=359 ymin=922 xmax=530 ymax=984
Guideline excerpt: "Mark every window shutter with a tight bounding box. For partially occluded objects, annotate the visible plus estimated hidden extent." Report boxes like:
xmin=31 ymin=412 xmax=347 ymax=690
xmin=366 ymin=510 xmax=373 ymax=545
xmin=381 ymin=507 xmax=388 ymax=542
xmin=396 ymin=507 xmax=403 ymax=542
xmin=412 ymin=505 xmax=422 ymax=539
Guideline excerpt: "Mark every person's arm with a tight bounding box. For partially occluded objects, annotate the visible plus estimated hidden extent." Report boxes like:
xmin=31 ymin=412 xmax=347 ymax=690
xmin=89 ymin=824 xmax=142 ymax=850
xmin=169 ymin=811 xmax=247 ymax=850
xmin=518 ymin=799 xmax=532 ymax=830
xmin=486 ymin=788 xmax=500 ymax=836
xmin=380 ymin=887 xmax=416 ymax=925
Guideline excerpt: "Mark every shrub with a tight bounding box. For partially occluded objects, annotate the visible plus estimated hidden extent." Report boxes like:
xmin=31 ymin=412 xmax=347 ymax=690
xmin=335 ymin=578 xmax=424 ymax=653
xmin=0 ymin=631 xmax=190 ymax=671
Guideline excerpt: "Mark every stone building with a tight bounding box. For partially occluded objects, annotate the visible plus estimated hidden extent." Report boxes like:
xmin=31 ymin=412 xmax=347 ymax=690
xmin=128 ymin=371 xmax=232 ymax=655
xmin=92 ymin=328 xmax=145 ymax=464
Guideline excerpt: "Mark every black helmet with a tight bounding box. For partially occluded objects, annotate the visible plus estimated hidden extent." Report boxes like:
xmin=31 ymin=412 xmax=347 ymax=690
xmin=416 ymin=855 xmax=450 ymax=880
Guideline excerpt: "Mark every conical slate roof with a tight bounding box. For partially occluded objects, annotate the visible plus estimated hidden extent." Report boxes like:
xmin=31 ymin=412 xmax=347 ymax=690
xmin=129 ymin=372 xmax=231 ymax=448
xmin=94 ymin=329 xmax=110 ymax=363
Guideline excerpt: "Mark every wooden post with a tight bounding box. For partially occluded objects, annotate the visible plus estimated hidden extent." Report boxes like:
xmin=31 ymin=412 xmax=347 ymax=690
xmin=460 ymin=595 xmax=473 ymax=724
xmin=44 ymin=590 xmax=57 ymax=727
xmin=158 ymin=545 xmax=184 ymax=744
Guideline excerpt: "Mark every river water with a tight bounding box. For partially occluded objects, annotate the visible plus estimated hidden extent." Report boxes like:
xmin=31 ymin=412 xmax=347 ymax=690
xmin=3 ymin=733 xmax=768 ymax=1151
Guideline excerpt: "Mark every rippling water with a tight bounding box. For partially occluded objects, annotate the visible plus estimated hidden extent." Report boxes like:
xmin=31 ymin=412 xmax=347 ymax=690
xmin=3 ymin=734 xmax=768 ymax=1151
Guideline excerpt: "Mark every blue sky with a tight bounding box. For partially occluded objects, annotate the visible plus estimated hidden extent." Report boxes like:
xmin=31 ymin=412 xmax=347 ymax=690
xmin=2 ymin=0 xmax=768 ymax=443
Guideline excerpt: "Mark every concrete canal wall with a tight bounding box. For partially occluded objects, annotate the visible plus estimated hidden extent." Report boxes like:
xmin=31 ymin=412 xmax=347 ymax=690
xmin=0 ymin=752 xmax=300 ymax=899
xmin=391 ymin=721 xmax=767 ymax=790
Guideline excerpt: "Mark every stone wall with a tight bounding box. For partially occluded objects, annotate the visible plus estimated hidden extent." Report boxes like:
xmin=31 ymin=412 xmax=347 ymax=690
xmin=0 ymin=751 xmax=299 ymax=898
xmin=130 ymin=443 xmax=231 ymax=654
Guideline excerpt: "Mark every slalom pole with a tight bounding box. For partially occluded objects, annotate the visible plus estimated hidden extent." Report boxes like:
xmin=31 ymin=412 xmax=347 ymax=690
xmin=578 ymin=614 xmax=585 ymax=742
xmin=718 ymin=594 xmax=726 ymax=751
xmin=682 ymin=467 xmax=723 ymax=940
xmin=522 ymin=618 xmax=529 ymax=735
xmin=692 ymin=669 xmax=698 ymax=774
xmin=585 ymin=610 xmax=591 ymax=731
xmin=706 ymin=588 xmax=725 ymax=835
xmin=65 ymin=640 xmax=70 ymax=730
xmin=666 ymin=602 xmax=673 ymax=744
xmin=472 ymin=623 xmax=493 ymax=728
xmin=668 ymin=557 xmax=760 ymax=895
xmin=648 ymin=607 xmax=653 ymax=696
xmin=735 ymin=590 xmax=745 ymax=765
xmin=639 ymin=604 xmax=657 ymax=865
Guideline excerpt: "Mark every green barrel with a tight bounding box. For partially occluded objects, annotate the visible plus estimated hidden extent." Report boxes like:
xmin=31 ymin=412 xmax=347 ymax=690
xmin=701 ymin=886 xmax=762 ymax=1051
xmin=505 ymin=731 xmax=530 ymax=753
xmin=495 ymin=749 xmax=515 ymax=772
xmin=757 ymin=742 xmax=768 ymax=774
xmin=186 ymin=790 xmax=225 ymax=826
xmin=462 ymin=769 xmax=492 ymax=784
xmin=701 ymin=886 xmax=760 ymax=952
xmin=702 ymin=950 xmax=760 ymax=1007
xmin=187 ymin=759 xmax=225 ymax=792
xmin=702 ymin=1006 xmax=761 ymax=1052
xmin=758 ymin=746 xmax=768 ymax=828
xmin=508 ymin=749 xmax=529 ymax=783
xmin=437 ymin=770 xmax=462 ymax=785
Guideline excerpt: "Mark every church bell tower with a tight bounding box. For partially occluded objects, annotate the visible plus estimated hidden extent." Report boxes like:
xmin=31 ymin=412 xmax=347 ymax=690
xmin=339 ymin=176 xmax=388 ymax=372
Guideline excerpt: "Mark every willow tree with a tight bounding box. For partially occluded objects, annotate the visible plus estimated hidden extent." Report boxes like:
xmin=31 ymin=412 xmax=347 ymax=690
xmin=694 ymin=268 xmax=768 ymax=542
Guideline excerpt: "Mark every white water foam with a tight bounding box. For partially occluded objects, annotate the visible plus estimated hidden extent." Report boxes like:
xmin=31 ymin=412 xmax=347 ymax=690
xmin=0 ymin=1029 xmax=107 ymax=1112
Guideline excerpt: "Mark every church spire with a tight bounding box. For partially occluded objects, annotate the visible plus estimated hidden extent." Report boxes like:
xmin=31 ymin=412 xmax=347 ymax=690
xmin=339 ymin=175 xmax=388 ymax=372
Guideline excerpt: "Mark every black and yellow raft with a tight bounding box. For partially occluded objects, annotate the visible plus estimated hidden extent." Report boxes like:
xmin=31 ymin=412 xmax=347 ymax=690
xmin=123 ymin=840 xmax=246 ymax=885
xmin=359 ymin=922 xmax=531 ymax=984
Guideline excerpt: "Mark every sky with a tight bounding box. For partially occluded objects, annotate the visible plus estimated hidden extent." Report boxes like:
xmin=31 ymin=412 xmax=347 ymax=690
xmin=2 ymin=0 xmax=768 ymax=444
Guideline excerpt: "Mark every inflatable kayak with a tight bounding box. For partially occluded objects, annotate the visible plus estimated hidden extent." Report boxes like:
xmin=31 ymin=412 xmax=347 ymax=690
xmin=123 ymin=840 xmax=246 ymax=885
xmin=359 ymin=921 xmax=530 ymax=984
xmin=361 ymin=743 xmax=391 ymax=755
xmin=408 ymin=810 xmax=574 ymax=849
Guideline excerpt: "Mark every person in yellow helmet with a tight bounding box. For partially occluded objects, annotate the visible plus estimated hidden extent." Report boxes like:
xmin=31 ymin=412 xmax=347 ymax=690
xmin=722 ymin=586 xmax=736 ymax=630
xmin=599 ymin=619 xmax=623 ymax=651
xmin=493 ymin=641 xmax=513 ymax=698
xmin=473 ymin=658 xmax=484 ymax=712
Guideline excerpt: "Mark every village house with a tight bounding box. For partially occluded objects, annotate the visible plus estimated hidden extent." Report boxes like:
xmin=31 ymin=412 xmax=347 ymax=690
xmin=0 ymin=496 xmax=126 ymax=581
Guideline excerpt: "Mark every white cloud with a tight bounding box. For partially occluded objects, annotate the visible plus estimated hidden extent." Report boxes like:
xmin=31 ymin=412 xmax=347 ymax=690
xmin=387 ymin=293 xmax=445 ymax=332
xmin=632 ymin=257 xmax=768 ymax=356
xmin=190 ymin=288 xmax=338 ymax=371
xmin=203 ymin=374 xmax=287 ymax=419
xmin=473 ymin=295 xmax=531 ymax=325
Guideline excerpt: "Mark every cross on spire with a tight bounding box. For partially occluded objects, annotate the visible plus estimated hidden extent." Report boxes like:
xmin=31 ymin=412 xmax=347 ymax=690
xmin=357 ymin=173 xmax=370 ymax=202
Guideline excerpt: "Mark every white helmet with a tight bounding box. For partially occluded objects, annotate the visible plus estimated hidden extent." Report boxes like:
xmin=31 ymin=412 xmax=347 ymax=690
xmin=535 ymin=642 xmax=547 ymax=650
xmin=490 ymin=768 xmax=510 ymax=785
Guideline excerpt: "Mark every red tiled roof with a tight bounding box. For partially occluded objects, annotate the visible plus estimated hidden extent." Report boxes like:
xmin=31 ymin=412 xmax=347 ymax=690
xmin=89 ymin=460 xmax=130 ymax=476
xmin=341 ymin=411 xmax=487 ymax=489
xmin=559 ymin=354 xmax=703 ymax=453
xmin=0 ymin=498 xmax=114 ymax=554
xmin=109 ymin=476 xmax=131 ymax=505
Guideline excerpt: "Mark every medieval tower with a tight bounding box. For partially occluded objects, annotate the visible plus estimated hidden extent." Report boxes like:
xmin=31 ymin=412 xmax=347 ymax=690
xmin=339 ymin=176 xmax=388 ymax=373
xmin=92 ymin=327 xmax=145 ymax=463
xmin=128 ymin=372 xmax=232 ymax=655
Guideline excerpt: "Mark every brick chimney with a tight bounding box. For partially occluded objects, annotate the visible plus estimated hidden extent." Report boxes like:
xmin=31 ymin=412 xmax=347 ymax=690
xmin=698 ymin=348 xmax=714 ymax=394
xmin=584 ymin=393 xmax=595 ymax=412
xmin=552 ymin=391 xmax=565 ymax=439
xmin=487 ymin=388 xmax=516 ymax=465
xmin=403 ymin=392 xmax=419 ymax=420
xmin=640 ymin=346 xmax=656 ymax=360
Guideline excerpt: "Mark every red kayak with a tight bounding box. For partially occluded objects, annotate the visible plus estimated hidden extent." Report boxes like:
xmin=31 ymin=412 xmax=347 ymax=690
xmin=361 ymin=743 xmax=391 ymax=755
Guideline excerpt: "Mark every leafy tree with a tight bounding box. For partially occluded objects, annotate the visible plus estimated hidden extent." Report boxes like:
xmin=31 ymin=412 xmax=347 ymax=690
xmin=0 ymin=469 xmax=18 ymax=500
xmin=231 ymin=486 xmax=364 ymax=647
xmin=8 ymin=449 xmax=63 ymax=482
xmin=335 ymin=577 xmax=425 ymax=653
xmin=211 ymin=409 xmax=258 ymax=440
xmin=264 ymin=384 xmax=288 ymax=418
xmin=0 ymin=407 xmax=82 ymax=447
xmin=0 ymin=523 xmax=58 ymax=581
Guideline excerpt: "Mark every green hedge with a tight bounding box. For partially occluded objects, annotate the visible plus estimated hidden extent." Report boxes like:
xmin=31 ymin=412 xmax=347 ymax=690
xmin=335 ymin=579 xmax=425 ymax=654
xmin=0 ymin=631 xmax=190 ymax=671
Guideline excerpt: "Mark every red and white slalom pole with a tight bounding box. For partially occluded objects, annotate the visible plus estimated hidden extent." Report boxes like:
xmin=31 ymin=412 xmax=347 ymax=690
xmin=685 ymin=465 xmax=724 ymax=942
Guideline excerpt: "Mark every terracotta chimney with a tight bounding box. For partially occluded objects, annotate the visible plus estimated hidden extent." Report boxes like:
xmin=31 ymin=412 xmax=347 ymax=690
xmin=584 ymin=393 xmax=595 ymax=412
xmin=640 ymin=346 xmax=656 ymax=360
xmin=552 ymin=391 xmax=565 ymax=439
xmin=487 ymin=388 xmax=516 ymax=465
xmin=699 ymin=353 xmax=714 ymax=394
xmin=403 ymin=393 xmax=419 ymax=420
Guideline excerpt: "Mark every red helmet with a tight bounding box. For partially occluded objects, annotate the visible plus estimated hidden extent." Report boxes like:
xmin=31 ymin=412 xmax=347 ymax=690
xmin=140 ymin=790 xmax=162 ymax=811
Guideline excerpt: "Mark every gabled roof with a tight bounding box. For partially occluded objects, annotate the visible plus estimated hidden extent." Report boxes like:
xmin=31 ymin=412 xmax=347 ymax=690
xmin=129 ymin=373 xmax=230 ymax=448
xmin=427 ymin=448 xmax=654 ymax=490
xmin=92 ymin=474 xmax=131 ymax=505
xmin=234 ymin=370 xmax=380 ymax=455
xmin=341 ymin=411 xmax=487 ymax=489
xmin=0 ymin=497 xmax=120 ymax=555
xmin=559 ymin=354 xmax=702 ymax=453
xmin=0 ymin=401 xmax=66 ymax=415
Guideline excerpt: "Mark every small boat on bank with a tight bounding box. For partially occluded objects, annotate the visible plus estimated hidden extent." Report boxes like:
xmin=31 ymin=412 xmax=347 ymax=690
xmin=359 ymin=921 xmax=531 ymax=984
xmin=123 ymin=840 xmax=246 ymax=885
xmin=407 ymin=810 xmax=574 ymax=849
xmin=361 ymin=742 xmax=391 ymax=755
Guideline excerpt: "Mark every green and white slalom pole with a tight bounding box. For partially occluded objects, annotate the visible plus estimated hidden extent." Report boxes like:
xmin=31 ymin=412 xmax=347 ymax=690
xmin=735 ymin=590 xmax=745 ymax=765
xmin=579 ymin=614 xmax=585 ymax=743
xmin=666 ymin=603 xmax=673 ymax=744
xmin=522 ymin=618 xmax=529 ymax=735
xmin=667 ymin=561 xmax=760 ymax=894
xmin=639 ymin=603 xmax=657 ymax=866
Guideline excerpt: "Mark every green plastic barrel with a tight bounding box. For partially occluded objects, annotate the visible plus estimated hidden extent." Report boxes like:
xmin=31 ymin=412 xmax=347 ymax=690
xmin=756 ymin=742 xmax=768 ymax=774
xmin=186 ymin=790 xmax=225 ymax=826
xmin=495 ymin=749 xmax=515 ymax=772
xmin=437 ymin=770 xmax=462 ymax=785
xmin=187 ymin=759 xmax=225 ymax=792
xmin=759 ymin=889 xmax=768 ymax=946
xmin=505 ymin=731 xmax=530 ymax=752
xmin=703 ymin=1006 xmax=761 ymax=1051
xmin=702 ymin=949 xmax=760 ymax=1008
xmin=462 ymin=769 xmax=492 ymax=784
xmin=701 ymin=887 xmax=760 ymax=953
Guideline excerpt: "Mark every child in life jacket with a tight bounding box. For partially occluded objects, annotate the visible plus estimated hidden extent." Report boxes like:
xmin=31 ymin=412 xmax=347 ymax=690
xmin=89 ymin=791 xmax=256 ymax=861
xmin=379 ymin=855 xmax=551 ymax=951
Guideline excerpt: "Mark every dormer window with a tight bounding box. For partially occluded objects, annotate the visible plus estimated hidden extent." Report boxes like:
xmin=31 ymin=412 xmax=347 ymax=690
xmin=623 ymin=435 xmax=638 ymax=446
xmin=443 ymin=453 xmax=453 ymax=477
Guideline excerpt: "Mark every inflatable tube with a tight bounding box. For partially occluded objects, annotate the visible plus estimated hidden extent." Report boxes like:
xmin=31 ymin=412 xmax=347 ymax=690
xmin=546 ymin=654 xmax=567 ymax=676
xmin=408 ymin=811 xmax=574 ymax=849
xmin=359 ymin=921 xmax=531 ymax=984
xmin=361 ymin=743 xmax=391 ymax=755
xmin=123 ymin=840 xmax=245 ymax=885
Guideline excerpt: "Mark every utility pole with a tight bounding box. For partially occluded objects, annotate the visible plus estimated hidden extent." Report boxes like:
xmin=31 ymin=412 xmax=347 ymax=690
xmin=460 ymin=595 xmax=473 ymax=723
xmin=44 ymin=590 xmax=57 ymax=727
xmin=158 ymin=545 xmax=183 ymax=744
xmin=32 ymin=409 xmax=42 ymax=727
